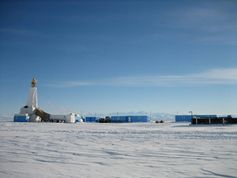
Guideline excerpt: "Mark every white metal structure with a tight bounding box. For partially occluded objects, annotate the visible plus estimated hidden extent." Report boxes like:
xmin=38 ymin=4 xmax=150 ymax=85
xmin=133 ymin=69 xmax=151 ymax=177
xmin=14 ymin=78 xmax=76 ymax=123
xmin=19 ymin=78 xmax=41 ymax=122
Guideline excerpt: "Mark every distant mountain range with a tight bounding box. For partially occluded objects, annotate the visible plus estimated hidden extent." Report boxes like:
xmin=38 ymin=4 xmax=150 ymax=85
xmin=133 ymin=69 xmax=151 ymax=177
xmin=0 ymin=114 xmax=13 ymax=122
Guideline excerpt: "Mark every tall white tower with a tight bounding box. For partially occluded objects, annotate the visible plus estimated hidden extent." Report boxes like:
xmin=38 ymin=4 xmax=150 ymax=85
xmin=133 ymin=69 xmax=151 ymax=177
xmin=20 ymin=78 xmax=41 ymax=122
xmin=26 ymin=78 xmax=38 ymax=108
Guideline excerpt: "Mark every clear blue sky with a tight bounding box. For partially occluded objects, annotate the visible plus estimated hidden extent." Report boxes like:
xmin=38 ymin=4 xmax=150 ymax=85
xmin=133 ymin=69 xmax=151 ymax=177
xmin=0 ymin=0 xmax=237 ymax=116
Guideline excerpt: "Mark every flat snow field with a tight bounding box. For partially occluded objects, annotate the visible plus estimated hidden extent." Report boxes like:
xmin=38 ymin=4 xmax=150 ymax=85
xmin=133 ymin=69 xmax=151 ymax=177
xmin=0 ymin=122 xmax=236 ymax=178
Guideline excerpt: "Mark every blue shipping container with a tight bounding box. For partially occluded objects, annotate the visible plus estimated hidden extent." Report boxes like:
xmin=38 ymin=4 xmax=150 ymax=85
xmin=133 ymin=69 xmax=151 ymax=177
xmin=14 ymin=114 xmax=29 ymax=122
xmin=111 ymin=116 xmax=129 ymax=123
xmin=130 ymin=116 xmax=149 ymax=122
xmin=85 ymin=117 xmax=99 ymax=122
xmin=175 ymin=115 xmax=192 ymax=122
xmin=110 ymin=115 xmax=148 ymax=123
xmin=175 ymin=115 xmax=217 ymax=122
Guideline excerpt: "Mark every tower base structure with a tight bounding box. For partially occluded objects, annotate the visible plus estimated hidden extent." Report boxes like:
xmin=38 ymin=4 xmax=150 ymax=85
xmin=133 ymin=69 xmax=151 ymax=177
xmin=19 ymin=105 xmax=41 ymax=122
xmin=14 ymin=106 xmax=76 ymax=123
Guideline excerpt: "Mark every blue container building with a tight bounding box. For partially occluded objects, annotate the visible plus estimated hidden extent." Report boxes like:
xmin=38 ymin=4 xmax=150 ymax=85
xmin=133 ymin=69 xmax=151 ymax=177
xmin=84 ymin=117 xmax=99 ymax=122
xmin=110 ymin=115 xmax=149 ymax=123
xmin=175 ymin=115 xmax=192 ymax=122
xmin=175 ymin=115 xmax=217 ymax=122
xmin=14 ymin=114 xmax=29 ymax=122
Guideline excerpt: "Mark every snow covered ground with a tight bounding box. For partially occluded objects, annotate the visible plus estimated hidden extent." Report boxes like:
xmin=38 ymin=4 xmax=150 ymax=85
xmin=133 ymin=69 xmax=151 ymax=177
xmin=0 ymin=121 xmax=236 ymax=178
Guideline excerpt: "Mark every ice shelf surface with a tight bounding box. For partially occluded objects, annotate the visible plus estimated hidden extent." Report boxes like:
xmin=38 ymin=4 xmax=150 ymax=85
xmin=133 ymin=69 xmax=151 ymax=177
xmin=0 ymin=121 xmax=236 ymax=178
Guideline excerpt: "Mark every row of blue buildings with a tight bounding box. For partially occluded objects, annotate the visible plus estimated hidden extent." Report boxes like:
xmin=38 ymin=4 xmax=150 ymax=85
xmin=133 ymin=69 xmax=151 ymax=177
xmin=176 ymin=114 xmax=237 ymax=125
xmin=14 ymin=115 xmax=150 ymax=123
xmin=82 ymin=115 xmax=149 ymax=123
